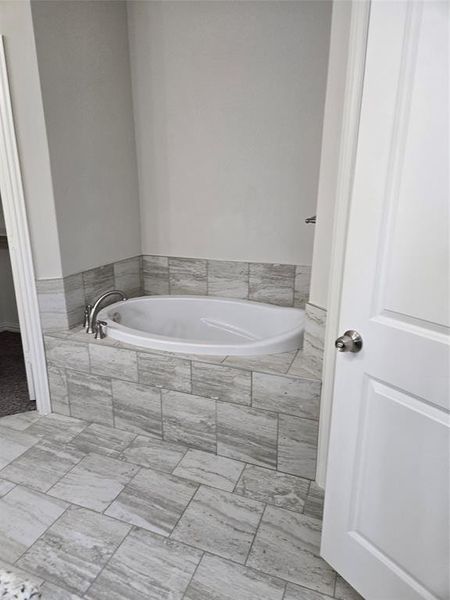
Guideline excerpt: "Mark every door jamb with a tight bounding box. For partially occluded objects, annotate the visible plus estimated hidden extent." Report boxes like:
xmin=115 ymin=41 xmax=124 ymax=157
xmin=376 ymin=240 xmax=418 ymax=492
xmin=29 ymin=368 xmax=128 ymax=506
xmin=0 ymin=36 xmax=51 ymax=414
xmin=315 ymin=1 xmax=371 ymax=487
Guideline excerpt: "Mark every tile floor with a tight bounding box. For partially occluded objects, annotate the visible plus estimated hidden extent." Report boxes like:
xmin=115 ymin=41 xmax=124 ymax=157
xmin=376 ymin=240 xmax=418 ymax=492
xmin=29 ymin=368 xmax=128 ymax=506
xmin=0 ymin=411 xmax=363 ymax=600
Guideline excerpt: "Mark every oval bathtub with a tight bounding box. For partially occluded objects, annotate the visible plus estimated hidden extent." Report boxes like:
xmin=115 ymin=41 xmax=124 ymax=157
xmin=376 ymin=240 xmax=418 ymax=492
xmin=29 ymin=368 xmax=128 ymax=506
xmin=97 ymin=296 xmax=304 ymax=356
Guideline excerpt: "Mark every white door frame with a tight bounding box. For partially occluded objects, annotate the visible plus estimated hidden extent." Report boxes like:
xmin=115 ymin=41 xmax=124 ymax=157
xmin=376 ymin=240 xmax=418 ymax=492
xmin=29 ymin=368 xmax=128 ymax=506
xmin=0 ymin=36 xmax=51 ymax=414
xmin=316 ymin=1 xmax=371 ymax=488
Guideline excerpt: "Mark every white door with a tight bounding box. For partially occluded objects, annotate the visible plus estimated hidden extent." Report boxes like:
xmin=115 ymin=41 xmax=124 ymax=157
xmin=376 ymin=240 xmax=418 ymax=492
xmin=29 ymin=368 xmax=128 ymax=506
xmin=321 ymin=2 xmax=449 ymax=599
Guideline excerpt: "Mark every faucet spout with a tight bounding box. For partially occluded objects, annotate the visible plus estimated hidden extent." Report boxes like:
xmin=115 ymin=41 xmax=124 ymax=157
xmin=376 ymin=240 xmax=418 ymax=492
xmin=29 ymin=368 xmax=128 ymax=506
xmin=85 ymin=290 xmax=127 ymax=334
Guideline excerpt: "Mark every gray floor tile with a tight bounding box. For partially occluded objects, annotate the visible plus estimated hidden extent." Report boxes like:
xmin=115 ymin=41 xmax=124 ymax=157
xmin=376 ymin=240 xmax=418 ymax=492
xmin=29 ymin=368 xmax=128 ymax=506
xmin=172 ymin=485 xmax=264 ymax=563
xmin=278 ymin=415 xmax=318 ymax=479
xmin=303 ymin=482 xmax=324 ymax=521
xmin=184 ymin=553 xmax=285 ymax=600
xmin=334 ymin=575 xmax=364 ymax=600
xmin=0 ymin=485 xmax=67 ymax=562
xmin=0 ymin=411 xmax=40 ymax=431
xmin=162 ymin=390 xmax=216 ymax=452
xmin=48 ymin=453 xmax=139 ymax=512
xmin=0 ymin=479 xmax=15 ymax=497
xmin=247 ymin=505 xmax=335 ymax=595
xmin=235 ymin=465 xmax=310 ymax=513
xmin=173 ymin=449 xmax=244 ymax=491
xmin=284 ymin=583 xmax=331 ymax=600
xmin=0 ymin=440 xmax=85 ymax=492
xmin=70 ymin=423 xmax=135 ymax=458
xmin=85 ymin=528 xmax=202 ymax=600
xmin=252 ymin=372 xmax=321 ymax=420
xmin=0 ymin=426 xmax=39 ymax=470
xmin=17 ymin=506 xmax=130 ymax=594
xmin=217 ymin=403 xmax=277 ymax=469
xmin=26 ymin=413 xmax=87 ymax=444
xmin=192 ymin=362 xmax=251 ymax=405
xmin=105 ymin=467 xmax=198 ymax=535
xmin=120 ymin=434 xmax=187 ymax=472
xmin=40 ymin=582 xmax=84 ymax=600
xmin=112 ymin=379 xmax=162 ymax=437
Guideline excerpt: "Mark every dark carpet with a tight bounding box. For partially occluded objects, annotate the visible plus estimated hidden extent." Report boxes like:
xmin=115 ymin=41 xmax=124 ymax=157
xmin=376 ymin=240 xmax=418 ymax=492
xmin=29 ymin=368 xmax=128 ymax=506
xmin=0 ymin=331 xmax=36 ymax=418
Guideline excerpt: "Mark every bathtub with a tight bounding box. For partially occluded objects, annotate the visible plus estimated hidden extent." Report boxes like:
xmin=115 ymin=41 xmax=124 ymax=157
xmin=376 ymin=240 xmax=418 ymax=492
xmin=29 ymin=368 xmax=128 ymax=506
xmin=97 ymin=296 xmax=304 ymax=356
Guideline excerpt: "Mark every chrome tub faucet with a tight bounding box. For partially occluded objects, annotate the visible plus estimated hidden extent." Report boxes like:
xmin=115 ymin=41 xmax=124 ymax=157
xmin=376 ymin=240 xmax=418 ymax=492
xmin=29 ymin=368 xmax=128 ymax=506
xmin=85 ymin=290 xmax=128 ymax=334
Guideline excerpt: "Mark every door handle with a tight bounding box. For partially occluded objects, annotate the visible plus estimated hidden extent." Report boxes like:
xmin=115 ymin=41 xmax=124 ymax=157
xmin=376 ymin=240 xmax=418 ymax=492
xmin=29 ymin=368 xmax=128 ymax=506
xmin=335 ymin=330 xmax=363 ymax=353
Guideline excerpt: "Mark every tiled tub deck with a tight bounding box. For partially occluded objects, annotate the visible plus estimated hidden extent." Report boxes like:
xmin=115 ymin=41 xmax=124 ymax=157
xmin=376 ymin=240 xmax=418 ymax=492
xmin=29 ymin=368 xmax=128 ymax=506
xmin=44 ymin=327 xmax=321 ymax=480
xmin=0 ymin=411 xmax=363 ymax=599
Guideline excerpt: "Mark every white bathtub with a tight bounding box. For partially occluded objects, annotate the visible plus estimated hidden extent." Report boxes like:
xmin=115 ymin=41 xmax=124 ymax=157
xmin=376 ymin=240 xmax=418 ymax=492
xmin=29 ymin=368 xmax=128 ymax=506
xmin=97 ymin=296 xmax=304 ymax=356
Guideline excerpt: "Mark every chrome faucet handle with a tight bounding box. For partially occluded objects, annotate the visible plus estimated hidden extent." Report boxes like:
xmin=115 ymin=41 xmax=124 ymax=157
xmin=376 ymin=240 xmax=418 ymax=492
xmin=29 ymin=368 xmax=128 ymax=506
xmin=94 ymin=320 xmax=108 ymax=340
xmin=83 ymin=304 xmax=92 ymax=330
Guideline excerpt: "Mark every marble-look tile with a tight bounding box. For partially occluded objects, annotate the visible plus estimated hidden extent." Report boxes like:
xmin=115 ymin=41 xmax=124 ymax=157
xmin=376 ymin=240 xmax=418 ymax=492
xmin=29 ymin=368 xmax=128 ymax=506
xmin=48 ymin=365 xmax=70 ymax=415
xmin=162 ymin=390 xmax=216 ymax=452
xmin=0 ymin=559 xmax=44 ymax=589
xmin=207 ymin=260 xmax=249 ymax=299
xmin=303 ymin=482 xmax=324 ymax=521
xmin=249 ymin=263 xmax=295 ymax=307
xmin=252 ymin=372 xmax=321 ymax=420
xmin=247 ymin=505 xmax=335 ymax=595
xmin=284 ymin=583 xmax=331 ymax=600
xmin=85 ymin=527 xmax=202 ymax=600
xmin=112 ymin=379 xmax=162 ymax=436
xmin=26 ymin=413 xmax=87 ymax=444
xmin=335 ymin=575 xmax=364 ymax=600
xmin=36 ymin=278 xmax=68 ymax=331
xmin=0 ymin=426 xmax=39 ymax=469
xmin=82 ymin=264 xmax=115 ymax=305
xmin=293 ymin=266 xmax=312 ymax=309
xmin=184 ymin=554 xmax=285 ymax=600
xmin=120 ymin=435 xmax=187 ymax=473
xmin=287 ymin=351 xmax=320 ymax=380
xmin=0 ymin=411 xmax=40 ymax=431
xmin=41 ymin=582 xmax=84 ymax=600
xmin=235 ymin=465 xmax=310 ymax=513
xmin=49 ymin=453 xmax=139 ymax=512
xmin=143 ymin=255 xmax=169 ymax=295
xmin=67 ymin=370 xmax=113 ymax=426
xmin=64 ymin=273 xmax=85 ymax=329
xmin=17 ymin=506 xmax=130 ymax=594
xmin=173 ymin=449 xmax=244 ymax=491
xmin=172 ymin=485 xmax=264 ymax=563
xmin=113 ymin=256 xmax=141 ymax=297
xmin=138 ymin=352 xmax=191 ymax=393
xmin=106 ymin=467 xmax=197 ymax=535
xmin=70 ymin=423 xmax=135 ymax=458
xmin=278 ymin=415 xmax=318 ymax=479
xmin=302 ymin=304 xmax=327 ymax=379
xmin=0 ymin=440 xmax=85 ymax=492
xmin=168 ymin=257 xmax=207 ymax=295
xmin=223 ymin=350 xmax=297 ymax=375
xmin=89 ymin=344 xmax=138 ymax=382
xmin=217 ymin=402 xmax=277 ymax=469
xmin=0 ymin=485 xmax=67 ymax=562
xmin=192 ymin=362 xmax=251 ymax=405
xmin=45 ymin=337 xmax=90 ymax=372
xmin=0 ymin=479 xmax=15 ymax=497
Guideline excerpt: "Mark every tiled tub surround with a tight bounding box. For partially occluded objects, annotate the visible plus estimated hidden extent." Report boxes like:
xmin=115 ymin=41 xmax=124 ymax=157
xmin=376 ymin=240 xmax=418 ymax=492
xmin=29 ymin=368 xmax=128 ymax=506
xmin=0 ymin=412 xmax=363 ymax=600
xmin=44 ymin=327 xmax=321 ymax=480
xmin=36 ymin=255 xmax=311 ymax=331
xmin=302 ymin=303 xmax=327 ymax=379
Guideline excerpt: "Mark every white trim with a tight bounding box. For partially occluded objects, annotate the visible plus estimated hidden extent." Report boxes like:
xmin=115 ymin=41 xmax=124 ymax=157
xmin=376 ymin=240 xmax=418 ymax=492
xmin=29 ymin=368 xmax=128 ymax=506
xmin=0 ymin=321 xmax=21 ymax=333
xmin=315 ymin=2 xmax=371 ymax=488
xmin=0 ymin=36 xmax=51 ymax=414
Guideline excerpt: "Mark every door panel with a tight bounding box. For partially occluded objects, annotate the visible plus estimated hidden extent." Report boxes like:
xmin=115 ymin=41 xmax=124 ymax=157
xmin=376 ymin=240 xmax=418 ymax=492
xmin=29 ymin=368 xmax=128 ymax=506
xmin=321 ymin=2 xmax=449 ymax=598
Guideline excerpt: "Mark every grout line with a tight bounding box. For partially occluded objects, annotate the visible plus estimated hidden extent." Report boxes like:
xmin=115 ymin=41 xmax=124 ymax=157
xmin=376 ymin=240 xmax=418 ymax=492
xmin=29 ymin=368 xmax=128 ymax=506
xmin=180 ymin=551 xmax=206 ymax=600
xmin=243 ymin=501 xmax=267 ymax=566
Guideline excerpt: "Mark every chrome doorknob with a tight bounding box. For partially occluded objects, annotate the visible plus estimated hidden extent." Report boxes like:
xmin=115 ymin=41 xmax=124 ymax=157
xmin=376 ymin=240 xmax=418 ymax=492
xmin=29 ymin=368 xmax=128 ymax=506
xmin=335 ymin=330 xmax=363 ymax=353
